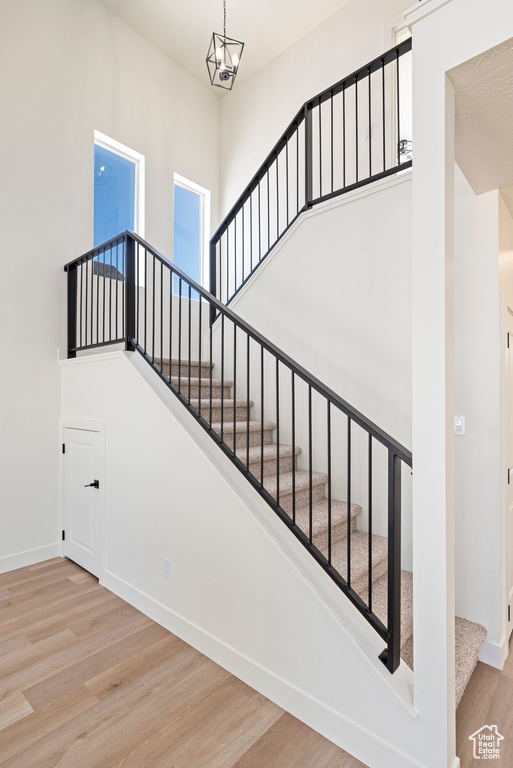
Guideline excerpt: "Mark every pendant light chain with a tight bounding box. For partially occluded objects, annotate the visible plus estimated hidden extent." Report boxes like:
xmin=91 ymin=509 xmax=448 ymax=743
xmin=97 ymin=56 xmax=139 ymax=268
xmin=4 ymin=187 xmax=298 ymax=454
xmin=223 ymin=0 xmax=226 ymax=39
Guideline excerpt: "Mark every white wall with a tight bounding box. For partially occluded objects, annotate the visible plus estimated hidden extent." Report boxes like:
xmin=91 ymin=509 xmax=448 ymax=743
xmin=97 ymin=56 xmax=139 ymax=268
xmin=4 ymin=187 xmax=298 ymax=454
xmin=0 ymin=0 xmax=220 ymax=571
xmin=60 ymin=351 xmax=435 ymax=768
xmin=220 ymin=0 xmax=409 ymax=214
xmin=210 ymin=174 xmax=413 ymax=569
xmin=453 ymin=167 xmax=502 ymax=661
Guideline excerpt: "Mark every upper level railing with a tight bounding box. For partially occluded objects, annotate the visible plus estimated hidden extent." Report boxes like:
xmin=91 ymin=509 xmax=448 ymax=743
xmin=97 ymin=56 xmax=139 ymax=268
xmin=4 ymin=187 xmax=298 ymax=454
xmin=210 ymin=38 xmax=412 ymax=308
xmin=65 ymin=230 xmax=412 ymax=673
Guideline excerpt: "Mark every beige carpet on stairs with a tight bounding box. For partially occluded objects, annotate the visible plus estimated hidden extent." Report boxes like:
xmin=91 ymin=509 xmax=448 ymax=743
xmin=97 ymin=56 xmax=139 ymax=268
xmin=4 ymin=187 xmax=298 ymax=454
xmin=160 ymin=357 xmax=488 ymax=707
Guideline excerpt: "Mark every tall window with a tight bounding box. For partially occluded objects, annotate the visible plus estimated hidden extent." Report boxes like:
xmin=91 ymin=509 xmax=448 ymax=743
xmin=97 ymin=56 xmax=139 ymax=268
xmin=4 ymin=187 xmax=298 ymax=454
xmin=173 ymin=174 xmax=210 ymax=293
xmin=93 ymin=131 xmax=145 ymax=247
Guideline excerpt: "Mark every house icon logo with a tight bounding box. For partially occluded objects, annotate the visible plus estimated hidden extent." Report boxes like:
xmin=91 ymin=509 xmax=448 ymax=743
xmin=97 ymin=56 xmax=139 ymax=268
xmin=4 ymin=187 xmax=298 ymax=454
xmin=469 ymin=725 xmax=504 ymax=759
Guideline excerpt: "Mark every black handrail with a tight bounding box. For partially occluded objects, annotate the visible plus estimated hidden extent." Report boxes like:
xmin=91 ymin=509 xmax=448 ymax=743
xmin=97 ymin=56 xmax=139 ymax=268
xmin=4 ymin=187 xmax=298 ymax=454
xmin=210 ymin=38 xmax=412 ymax=307
xmin=65 ymin=230 xmax=412 ymax=673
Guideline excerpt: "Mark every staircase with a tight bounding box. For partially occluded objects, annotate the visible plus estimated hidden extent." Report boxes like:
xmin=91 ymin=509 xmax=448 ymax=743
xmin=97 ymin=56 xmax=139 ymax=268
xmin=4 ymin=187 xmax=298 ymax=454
xmin=160 ymin=356 xmax=487 ymax=707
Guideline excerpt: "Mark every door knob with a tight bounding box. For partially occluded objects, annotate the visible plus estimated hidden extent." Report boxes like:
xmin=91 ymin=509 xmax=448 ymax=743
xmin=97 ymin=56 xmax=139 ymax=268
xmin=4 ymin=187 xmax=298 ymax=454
xmin=84 ymin=480 xmax=100 ymax=489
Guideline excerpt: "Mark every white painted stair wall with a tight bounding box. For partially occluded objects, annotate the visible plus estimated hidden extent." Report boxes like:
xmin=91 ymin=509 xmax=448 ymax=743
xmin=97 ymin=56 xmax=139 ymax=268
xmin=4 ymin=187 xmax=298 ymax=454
xmin=61 ymin=350 xmax=441 ymax=768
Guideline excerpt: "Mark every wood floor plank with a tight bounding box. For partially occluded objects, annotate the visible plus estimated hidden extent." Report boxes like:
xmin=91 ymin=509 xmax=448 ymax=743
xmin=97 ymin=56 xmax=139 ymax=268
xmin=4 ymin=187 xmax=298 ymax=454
xmin=0 ymin=686 xmax=99 ymax=766
xmin=84 ymin=632 xmax=187 ymax=700
xmin=0 ymin=691 xmax=33 ymax=732
xmin=22 ymin=622 xmax=166 ymax=711
xmin=0 ymin=558 xmax=368 ymax=768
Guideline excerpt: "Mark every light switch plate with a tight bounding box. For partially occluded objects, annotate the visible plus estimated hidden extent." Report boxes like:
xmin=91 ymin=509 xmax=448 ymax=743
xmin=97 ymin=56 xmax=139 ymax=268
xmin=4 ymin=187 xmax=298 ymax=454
xmin=454 ymin=415 xmax=466 ymax=436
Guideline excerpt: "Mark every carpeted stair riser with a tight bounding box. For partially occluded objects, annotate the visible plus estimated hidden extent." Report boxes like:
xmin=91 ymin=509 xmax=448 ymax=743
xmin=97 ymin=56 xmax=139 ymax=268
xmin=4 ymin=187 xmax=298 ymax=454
xmin=213 ymin=421 xmax=276 ymax=450
xmin=171 ymin=377 xmax=233 ymax=400
xmin=190 ymin=399 xmax=254 ymax=424
xmin=312 ymin=516 xmax=358 ymax=557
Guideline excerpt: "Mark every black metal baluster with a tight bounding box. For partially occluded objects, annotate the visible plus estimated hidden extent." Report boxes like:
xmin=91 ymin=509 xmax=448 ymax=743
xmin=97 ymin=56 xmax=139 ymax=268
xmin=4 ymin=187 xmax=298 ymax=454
xmin=368 ymin=67 xmax=372 ymax=179
xmin=178 ymin=278 xmax=182 ymax=392
xmin=169 ymin=266 xmax=173 ymax=381
xmin=188 ymin=283 xmax=192 ymax=401
xmin=291 ymin=371 xmax=296 ymax=524
xmin=198 ymin=294 xmax=202 ymax=417
xmin=152 ymin=255 xmax=155 ymax=363
xmin=134 ymin=243 xmax=138 ymax=347
xmin=96 ymin=249 xmax=100 ymax=345
xmin=286 ymin=139 xmax=289 ymax=226
xmin=347 ymin=417 xmax=352 ymax=588
xmin=396 ymin=50 xmax=401 ymax=166
xmin=102 ymin=247 xmax=106 ymax=344
xmin=368 ymin=434 xmax=373 ymax=613
xmin=209 ymin=305 xmax=213 ymax=427
xmin=233 ymin=322 xmax=237 ymax=456
xmin=246 ymin=333 xmax=250 ymax=471
xmin=258 ymin=180 xmax=262 ymax=263
xmin=327 ymin=401 xmax=332 ymax=565
xmin=88 ymin=258 xmax=92 ymax=347
xmin=355 ymin=77 xmax=359 ymax=184
xmin=210 ymin=237 xmax=217 ymax=311
xmin=226 ymin=229 xmax=230 ymax=304
xmin=308 ymin=384 xmax=312 ymax=543
xmin=242 ymin=203 xmax=245 ymax=284
xmin=160 ymin=261 xmax=164 ymax=368
xmin=79 ymin=261 xmax=83 ymax=349
xmin=124 ymin=237 xmax=136 ymax=352
xmin=276 ymin=358 xmax=280 ymax=507
xmin=318 ymin=101 xmax=322 ymax=198
xmin=330 ymin=91 xmax=334 ymax=194
xmin=342 ymin=86 xmax=346 ymax=189
xmin=144 ymin=249 xmax=147 ymax=353
xmin=276 ymin=155 xmax=279 ymax=239
xmin=221 ymin=313 xmax=225 ymax=443
xmin=296 ymin=123 xmax=300 ymax=214
xmin=121 ymin=242 xmax=125 ymax=340
xmin=267 ymin=168 xmax=270 ymax=252
xmin=260 ymin=345 xmax=264 ymax=486
xmin=109 ymin=245 xmax=113 ymax=342
xmin=115 ymin=244 xmax=119 ymax=341
xmin=382 ymin=58 xmax=386 ymax=172
xmin=249 ymin=193 xmax=253 ymax=274
xmin=234 ymin=214 xmax=237 ymax=295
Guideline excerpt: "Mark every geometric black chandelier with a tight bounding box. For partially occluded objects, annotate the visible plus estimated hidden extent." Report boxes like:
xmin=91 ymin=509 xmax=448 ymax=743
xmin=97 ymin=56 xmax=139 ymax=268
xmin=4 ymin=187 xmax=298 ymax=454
xmin=206 ymin=0 xmax=244 ymax=91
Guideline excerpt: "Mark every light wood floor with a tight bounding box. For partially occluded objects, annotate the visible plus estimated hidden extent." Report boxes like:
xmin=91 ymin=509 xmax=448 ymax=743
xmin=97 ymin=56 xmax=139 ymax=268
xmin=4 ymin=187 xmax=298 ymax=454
xmin=0 ymin=558 xmax=366 ymax=768
xmin=456 ymin=633 xmax=513 ymax=766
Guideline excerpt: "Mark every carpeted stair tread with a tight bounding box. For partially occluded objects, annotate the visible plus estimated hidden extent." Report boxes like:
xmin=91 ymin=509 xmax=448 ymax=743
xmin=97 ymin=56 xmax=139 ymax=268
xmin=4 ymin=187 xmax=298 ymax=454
xmin=236 ymin=444 xmax=302 ymax=478
xmin=455 ymin=617 xmax=487 ymax=707
xmin=171 ymin=375 xmax=233 ymax=388
xmin=190 ymin=398 xmax=255 ymax=409
xmin=212 ymin=420 xmax=277 ymax=435
xmin=263 ymin=469 xmax=328 ymax=498
xmin=158 ymin=357 xmax=213 ymax=370
xmin=236 ymin=443 xmax=302 ymax=464
xmin=294 ymin=499 xmax=362 ymax=542
xmin=329 ymin=531 xmax=389 ymax=594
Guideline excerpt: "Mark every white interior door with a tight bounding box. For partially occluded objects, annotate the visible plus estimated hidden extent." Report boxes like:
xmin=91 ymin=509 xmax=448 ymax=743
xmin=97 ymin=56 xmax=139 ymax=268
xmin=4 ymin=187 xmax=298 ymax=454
xmin=507 ymin=314 xmax=513 ymax=640
xmin=63 ymin=426 xmax=104 ymax=577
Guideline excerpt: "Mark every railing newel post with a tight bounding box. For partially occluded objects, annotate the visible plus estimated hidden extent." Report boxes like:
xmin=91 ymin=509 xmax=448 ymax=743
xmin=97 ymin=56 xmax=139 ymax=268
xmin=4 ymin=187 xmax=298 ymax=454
xmin=125 ymin=233 xmax=136 ymax=351
xmin=304 ymin=102 xmax=313 ymax=208
xmin=379 ymin=450 xmax=402 ymax=673
xmin=66 ymin=262 xmax=77 ymax=359
xmin=209 ymin=238 xmax=217 ymax=326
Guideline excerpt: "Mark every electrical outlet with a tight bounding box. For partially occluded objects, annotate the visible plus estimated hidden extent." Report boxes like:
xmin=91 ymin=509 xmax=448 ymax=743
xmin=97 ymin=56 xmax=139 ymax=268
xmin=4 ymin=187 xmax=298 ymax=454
xmin=162 ymin=557 xmax=171 ymax=579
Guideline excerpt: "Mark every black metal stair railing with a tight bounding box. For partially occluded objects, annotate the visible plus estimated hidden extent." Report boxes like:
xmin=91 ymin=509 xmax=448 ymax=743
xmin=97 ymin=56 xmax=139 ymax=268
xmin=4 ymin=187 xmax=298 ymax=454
xmin=210 ymin=38 xmax=412 ymax=309
xmin=64 ymin=230 xmax=412 ymax=673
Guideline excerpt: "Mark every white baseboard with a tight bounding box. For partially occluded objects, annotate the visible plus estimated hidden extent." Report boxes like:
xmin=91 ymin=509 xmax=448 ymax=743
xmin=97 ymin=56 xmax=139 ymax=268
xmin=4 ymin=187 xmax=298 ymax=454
xmin=479 ymin=638 xmax=505 ymax=669
xmin=103 ymin=569 xmax=426 ymax=768
xmin=0 ymin=544 xmax=60 ymax=574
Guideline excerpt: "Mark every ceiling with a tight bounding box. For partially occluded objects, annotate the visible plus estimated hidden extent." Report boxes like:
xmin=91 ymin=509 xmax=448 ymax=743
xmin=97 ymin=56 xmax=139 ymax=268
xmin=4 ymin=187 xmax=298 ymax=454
xmin=98 ymin=0 xmax=354 ymax=91
xmin=450 ymin=39 xmax=513 ymax=214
